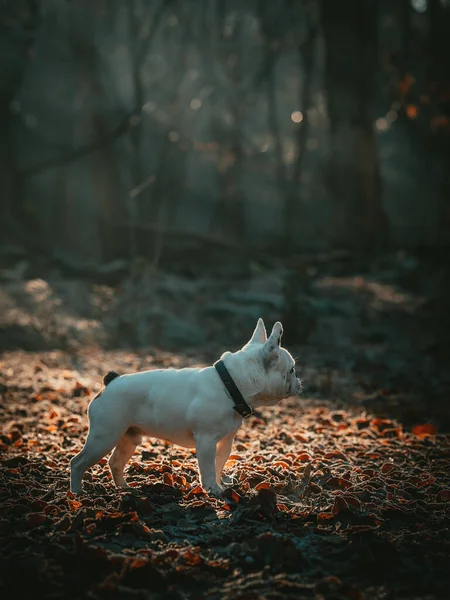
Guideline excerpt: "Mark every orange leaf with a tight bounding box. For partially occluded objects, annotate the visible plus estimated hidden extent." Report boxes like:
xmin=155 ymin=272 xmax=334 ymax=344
xmin=318 ymin=512 xmax=334 ymax=520
xmin=332 ymin=495 xmax=348 ymax=516
xmin=183 ymin=549 xmax=201 ymax=565
xmin=229 ymin=489 xmax=240 ymax=503
xmin=173 ymin=474 xmax=187 ymax=486
xmin=365 ymin=452 xmax=381 ymax=459
xmin=163 ymin=472 xmax=174 ymax=486
xmin=436 ymin=490 xmax=450 ymax=501
xmin=371 ymin=418 xmax=392 ymax=428
xmin=381 ymin=463 xmax=395 ymax=474
xmin=272 ymin=460 xmax=291 ymax=469
xmin=73 ymin=381 xmax=91 ymax=396
xmin=412 ymin=424 xmax=437 ymax=437
xmin=296 ymin=453 xmax=312 ymax=462
xmin=303 ymin=463 xmax=313 ymax=479
xmin=324 ymin=451 xmax=347 ymax=460
xmin=130 ymin=558 xmax=148 ymax=569
xmin=342 ymin=494 xmax=361 ymax=510
xmin=68 ymin=499 xmax=82 ymax=511
xmin=337 ymin=478 xmax=352 ymax=490
xmin=362 ymin=469 xmax=376 ymax=478
xmin=255 ymin=481 xmax=271 ymax=491
xmin=309 ymin=482 xmax=322 ymax=493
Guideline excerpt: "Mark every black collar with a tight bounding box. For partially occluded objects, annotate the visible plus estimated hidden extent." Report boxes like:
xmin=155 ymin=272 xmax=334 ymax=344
xmin=214 ymin=360 xmax=255 ymax=419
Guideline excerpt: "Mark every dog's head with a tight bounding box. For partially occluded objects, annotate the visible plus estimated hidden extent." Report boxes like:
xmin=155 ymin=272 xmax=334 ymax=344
xmin=222 ymin=318 xmax=302 ymax=406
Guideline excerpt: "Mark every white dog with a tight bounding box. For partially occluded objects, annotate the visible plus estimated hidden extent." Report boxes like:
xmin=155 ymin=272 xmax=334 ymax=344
xmin=70 ymin=319 xmax=301 ymax=496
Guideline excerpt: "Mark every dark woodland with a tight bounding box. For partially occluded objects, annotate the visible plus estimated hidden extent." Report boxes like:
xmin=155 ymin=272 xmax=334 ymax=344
xmin=1 ymin=1 xmax=450 ymax=599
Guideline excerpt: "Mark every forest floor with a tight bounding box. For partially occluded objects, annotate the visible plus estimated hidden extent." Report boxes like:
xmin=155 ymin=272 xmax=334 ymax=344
xmin=0 ymin=251 xmax=449 ymax=599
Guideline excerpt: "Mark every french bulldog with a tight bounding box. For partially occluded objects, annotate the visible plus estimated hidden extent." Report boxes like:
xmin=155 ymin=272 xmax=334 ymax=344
xmin=70 ymin=319 xmax=301 ymax=495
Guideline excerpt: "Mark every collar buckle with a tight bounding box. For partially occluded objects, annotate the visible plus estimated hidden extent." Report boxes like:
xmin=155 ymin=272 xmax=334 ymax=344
xmin=234 ymin=405 xmax=254 ymax=419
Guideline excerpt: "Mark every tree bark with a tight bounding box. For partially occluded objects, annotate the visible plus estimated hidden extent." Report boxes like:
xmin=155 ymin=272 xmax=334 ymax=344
xmin=320 ymin=0 xmax=389 ymax=250
xmin=207 ymin=0 xmax=246 ymax=243
xmin=0 ymin=0 xmax=40 ymax=247
xmin=70 ymin=4 xmax=126 ymax=263
xmin=428 ymin=0 xmax=450 ymax=246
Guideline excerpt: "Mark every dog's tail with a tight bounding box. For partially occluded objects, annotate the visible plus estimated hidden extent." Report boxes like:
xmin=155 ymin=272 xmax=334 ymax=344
xmin=103 ymin=371 xmax=120 ymax=386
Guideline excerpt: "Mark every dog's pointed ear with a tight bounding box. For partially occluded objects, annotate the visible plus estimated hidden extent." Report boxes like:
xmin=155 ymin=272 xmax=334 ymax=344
xmin=265 ymin=321 xmax=283 ymax=353
xmin=261 ymin=322 xmax=283 ymax=368
xmin=248 ymin=318 xmax=267 ymax=344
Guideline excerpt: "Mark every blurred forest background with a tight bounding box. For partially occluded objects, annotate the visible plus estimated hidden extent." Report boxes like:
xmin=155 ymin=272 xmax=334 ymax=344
xmin=1 ymin=0 xmax=449 ymax=273
xmin=1 ymin=5 xmax=450 ymax=597
xmin=1 ymin=0 xmax=450 ymax=366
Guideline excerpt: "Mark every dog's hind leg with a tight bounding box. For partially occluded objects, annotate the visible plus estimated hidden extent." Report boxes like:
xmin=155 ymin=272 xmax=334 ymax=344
xmin=108 ymin=427 xmax=142 ymax=489
xmin=70 ymin=424 xmax=127 ymax=494
xmin=216 ymin=433 xmax=234 ymax=486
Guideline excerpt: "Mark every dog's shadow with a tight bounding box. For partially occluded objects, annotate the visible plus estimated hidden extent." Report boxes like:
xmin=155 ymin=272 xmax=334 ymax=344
xmin=120 ymin=482 xmax=277 ymax=530
xmin=118 ymin=482 xmax=227 ymax=526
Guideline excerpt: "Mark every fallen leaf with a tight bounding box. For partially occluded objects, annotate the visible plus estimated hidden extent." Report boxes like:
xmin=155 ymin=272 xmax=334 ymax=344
xmin=412 ymin=424 xmax=437 ymax=437
xmin=255 ymin=481 xmax=271 ymax=491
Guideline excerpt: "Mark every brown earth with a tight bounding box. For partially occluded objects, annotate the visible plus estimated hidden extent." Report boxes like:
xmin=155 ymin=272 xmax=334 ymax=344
xmin=1 ymin=252 xmax=449 ymax=599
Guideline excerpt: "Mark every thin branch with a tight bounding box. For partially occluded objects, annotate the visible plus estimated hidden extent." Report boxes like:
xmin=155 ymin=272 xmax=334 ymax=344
xmin=20 ymin=109 xmax=142 ymax=177
xmin=292 ymin=25 xmax=317 ymax=187
xmin=129 ymin=173 xmax=155 ymax=199
xmin=134 ymin=0 xmax=174 ymax=66
xmin=119 ymin=222 xmax=240 ymax=250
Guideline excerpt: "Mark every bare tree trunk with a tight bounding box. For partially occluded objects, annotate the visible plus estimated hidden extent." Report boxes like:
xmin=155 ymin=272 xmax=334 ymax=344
xmin=207 ymin=0 xmax=246 ymax=243
xmin=286 ymin=27 xmax=316 ymax=249
xmin=0 ymin=0 xmax=40 ymax=247
xmin=320 ymin=0 xmax=389 ymax=251
xmin=126 ymin=0 xmax=171 ymax=261
xmin=70 ymin=4 xmax=126 ymax=263
xmin=262 ymin=22 xmax=289 ymax=240
xmin=146 ymin=12 xmax=190 ymax=265
xmin=259 ymin=0 xmax=317 ymax=250
xmin=428 ymin=0 xmax=450 ymax=246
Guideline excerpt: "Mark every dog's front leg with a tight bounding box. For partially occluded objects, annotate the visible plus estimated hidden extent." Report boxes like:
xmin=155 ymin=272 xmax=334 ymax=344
xmin=195 ymin=434 xmax=223 ymax=496
xmin=216 ymin=433 xmax=234 ymax=486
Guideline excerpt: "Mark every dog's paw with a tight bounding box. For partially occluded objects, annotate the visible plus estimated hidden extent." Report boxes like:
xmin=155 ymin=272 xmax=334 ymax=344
xmin=207 ymin=484 xmax=224 ymax=497
xmin=117 ymin=483 xmax=132 ymax=490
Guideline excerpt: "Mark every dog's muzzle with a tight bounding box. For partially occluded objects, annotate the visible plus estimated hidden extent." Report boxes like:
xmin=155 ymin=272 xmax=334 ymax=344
xmin=293 ymin=377 xmax=302 ymax=396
